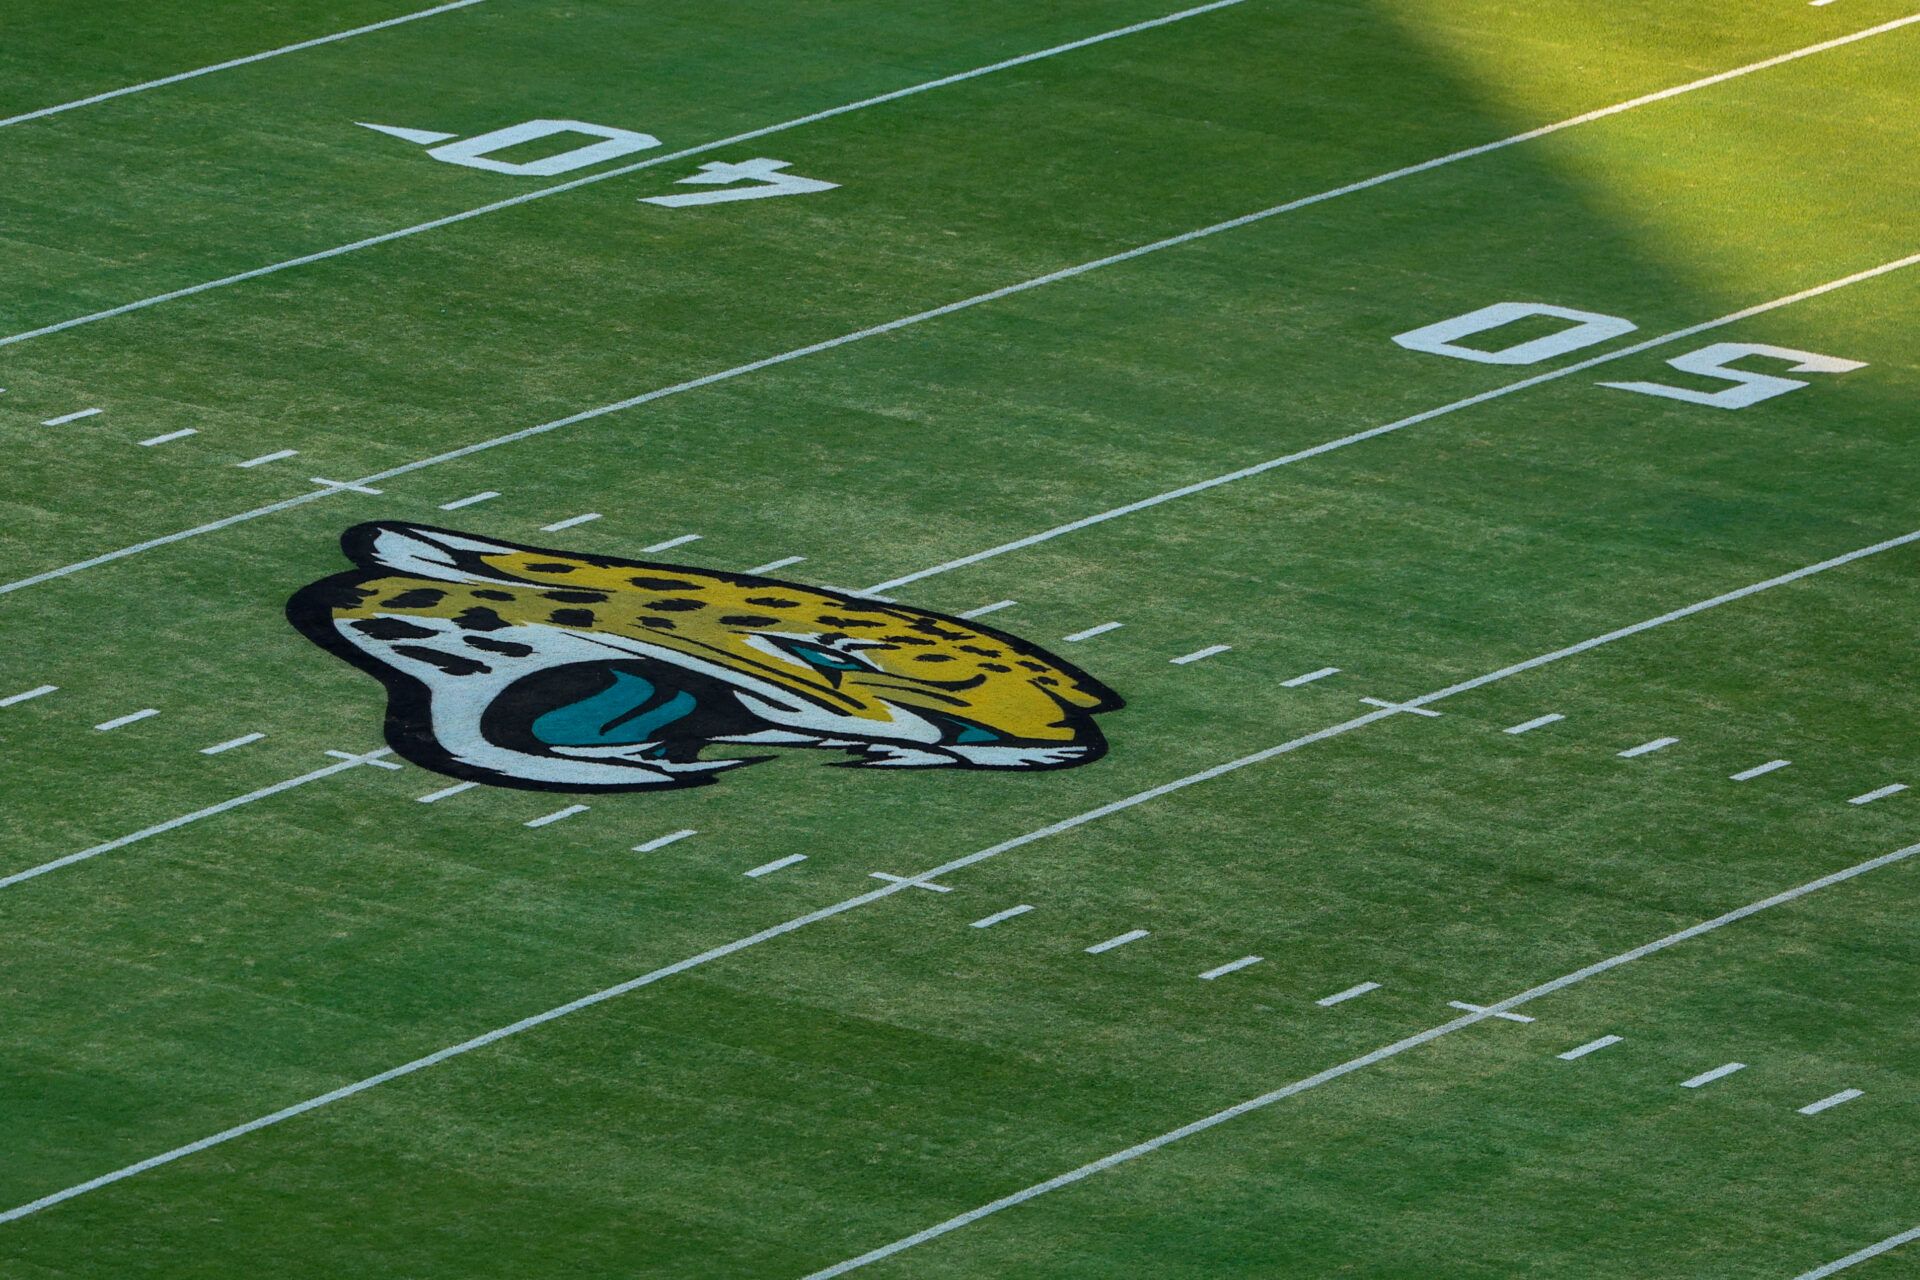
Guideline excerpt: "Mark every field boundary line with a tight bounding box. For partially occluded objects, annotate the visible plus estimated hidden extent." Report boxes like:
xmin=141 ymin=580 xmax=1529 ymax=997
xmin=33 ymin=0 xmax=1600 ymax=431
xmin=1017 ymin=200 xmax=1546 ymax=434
xmin=1793 ymin=1225 xmax=1920 ymax=1279
xmin=0 ymin=1 xmax=489 ymax=132
xmin=804 ymin=840 xmax=1920 ymax=1277
xmin=0 ymin=749 xmax=393 ymax=891
xmin=4 ymin=523 xmax=1913 ymax=1219
xmin=0 ymin=0 xmax=1250 ymax=352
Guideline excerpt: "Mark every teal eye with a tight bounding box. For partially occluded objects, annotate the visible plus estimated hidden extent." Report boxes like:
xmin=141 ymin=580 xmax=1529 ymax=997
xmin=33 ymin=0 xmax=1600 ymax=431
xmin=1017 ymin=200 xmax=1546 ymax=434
xmin=773 ymin=638 xmax=875 ymax=685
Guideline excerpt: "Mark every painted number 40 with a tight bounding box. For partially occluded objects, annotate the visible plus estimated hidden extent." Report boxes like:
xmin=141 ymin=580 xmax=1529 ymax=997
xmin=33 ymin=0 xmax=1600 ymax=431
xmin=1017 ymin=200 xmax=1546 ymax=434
xmin=1393 ymin=301 xmax=1866 ymax=410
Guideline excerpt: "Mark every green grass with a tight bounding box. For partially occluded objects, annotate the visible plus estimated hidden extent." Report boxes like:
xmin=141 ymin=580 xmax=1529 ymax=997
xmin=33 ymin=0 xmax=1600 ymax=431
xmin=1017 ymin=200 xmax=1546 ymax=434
xmin=1 ymin=1 xmax=1916 ymax=1276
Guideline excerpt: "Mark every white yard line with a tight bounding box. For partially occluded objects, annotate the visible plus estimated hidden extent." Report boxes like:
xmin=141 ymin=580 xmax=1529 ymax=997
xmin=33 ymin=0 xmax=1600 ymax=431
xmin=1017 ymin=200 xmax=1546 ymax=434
xmin=0 ymin=0 xmax=1251 ymax=352
xmin=41 ymin=408 xmax=101 ymax=426
xmin=641 ymin=534 xmax=701 ymax=554
xmin=1316 ymin=982 xmax=1380 ymax=1007
xmin=1847 ymin=783 xmax=1907 ymax=806
xmin=523 ymin=804 xmax=588 ymax=828
xmin=1084 ymin=929 xmax=1149 ymax=954
xmin=745 ymin=854 xmax=808 ymax=878
xmin=0 ymin=0 xmax=488 ymax=132
xmin=959 ymin=600 xmax=1017 ymax=619
xmin=415 ymin=780 xmax=477 ymax=803
xmin=1557 ymin=1034 xmax=1623 ymax=1061
xmin=1171 ymin=645 xmax=1231 ymax=665
xmin=438 ymin=490 xmax=499 ymax=511
xmin=94 ymin=708 xmax=159 ymax=731
xmin=970 ymin=904 xmax=1033 ymax=929
xmin=1732 ymin=759 xmax=1791 ymax=781
xmin=1680 ymin=1062 xmax=1747 ymax=1089
xmin=1199 ymin=955 xmax=1262 ymax=980
xmin=1504 ymin=713 xmax=1565 ymax=735
xmin=1798 ymin=1088 xmax=1863 ymax=1116
xmin=1448 ymin=1000 xmax=1533 ymax=1024
xmin=803 ymin=840 xmax=1920 ymax=1278
xmin=137 ymin=428 xmax=197 ymax=447
xmin=1793 ymin=1226 xmax=1920 ymax=1280
xmin=634 ymin=829 xmax=697 ymax=852
xmin=0 ymin=684 xmax=58 ymax=708
xmin=540 ymin=513 xmax=601 ymax=532
xmin=1063 ymin=622 xmax=1123 ymax=642
xmin=747 ymin=556 xmax=806 ymax=575
xmin=236 ymin=449 xmax=298 ymax=469
xmin=200 ymin=732 xmax=265 ymax=755
xmin=1280 ymin=667 xmax=1340 ymax=687
xmin=0 ymin=749 xmax=394 ymax=891
xmin=1618 ymin=736 xmax=1679 ymax=758
xmin=6 ymin=528 xmax=1916 ymax=1212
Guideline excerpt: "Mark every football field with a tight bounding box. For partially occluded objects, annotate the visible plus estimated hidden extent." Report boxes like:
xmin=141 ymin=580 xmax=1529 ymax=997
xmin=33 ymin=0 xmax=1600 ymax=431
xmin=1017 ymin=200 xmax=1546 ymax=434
xmin=2 ymin=1 xmax=1916 ymax=1275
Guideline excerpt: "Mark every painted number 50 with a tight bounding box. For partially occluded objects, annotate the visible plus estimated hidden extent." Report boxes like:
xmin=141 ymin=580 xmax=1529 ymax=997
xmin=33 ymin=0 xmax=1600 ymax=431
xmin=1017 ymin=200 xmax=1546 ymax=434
xmin=1393 ymin=301 xmax=1866 ymax=410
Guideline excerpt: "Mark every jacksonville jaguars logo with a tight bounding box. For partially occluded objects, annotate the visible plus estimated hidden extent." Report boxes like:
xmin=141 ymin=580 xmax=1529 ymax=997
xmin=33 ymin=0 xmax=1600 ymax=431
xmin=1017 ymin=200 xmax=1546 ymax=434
xmin=287 ymin=523 xmax=1123 ymax=792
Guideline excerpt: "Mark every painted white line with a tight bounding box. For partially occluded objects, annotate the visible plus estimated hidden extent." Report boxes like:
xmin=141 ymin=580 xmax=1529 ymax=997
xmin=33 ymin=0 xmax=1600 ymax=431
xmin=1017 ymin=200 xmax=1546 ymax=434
xmin=1316 ymin=982 xmax=1381 ymax=1007
xmin=745 ymin=854 xmax=807 ymax=878
xmin=1848 ymin=783 xmax=1908 ymax=806
xmin=0 ymin=684 xmax=58 ymax=708
xmin=803 ymin=841 xmax=1920 ymax=1277
xmin=0 ymin=0 xmax=487 ymax=131
xmin=1199 ymin=955 xmax=1262 ymax=981
xmin=236 ymin=449 xmax=298 ymax=469
xmin=438 ymin=490 xmax=499 ymax=511
xmin=970 ymin=904 xmax=1033 ymax=929
xmin=41 ymin=408 xmax=101 ymax=426
xmin=634 ymin=829 xmax=697 ymax=853
xmin=540 ymin=513 xmax=601 ymax=532
xmin=641 ymin=534 xmax=701 ymax=554
xmin=200 ymin=733 xmax=265 ymax=755
xmin=12 ymin=536 xmax=1915 ymax=1211
xmin=1171 ymin=645 xmax=1231 ymax=666
xmin=1618 ymin=736 xmax=1679 ymax=758
xmin=1793 ymin=1225 xmax=1920 ymax=1280
xmin=0 ymin=0 xmax=1251 ymax=353
xmin=1681 ymin=1062 xmax=1747 ymax=1089
xmin=746 ymin=556 xmax=806 ymax=575
xmin=94 ymin=708 xmax=159 ymax=731
xmin=416 ymin=780 xmax=477 ymax=804
xmin=1359 ymin=697 xmax=1441 ymax=718
xmin=1084 ymin=929 xmax=1149 ymax=954
xmin=1732 ymin=759 xmax=1792 ymax=781
xmin=137 ymin=428 xmax=198 ymax=447
xmin=0 ymin=749 xmax=396 ymax=891
xmin=1449 ymin=1000 xmax=1534 ymax=1024
xmin=1281 ymin=666 xmax=1339 ymax=687
xmin=17 ymin=234 xmax=1920 ymax=609
xmin=523 ymin=804 xmax=588 ymax=828
xmin=1504 ymin=713 xmax=1565 ymax=735
xmin=1798 ymin=1088 xmax=1863 ymax=1116
xmin=323 ymin=749 xmax=401 ymax=770
xmin=959 ymin=600 xmax=1017 ymax=619
xmin=1063 ymin=622 xmax=1122 ymax=642
xmin=1557 ymin=1034 xmax=1624 ymax=1060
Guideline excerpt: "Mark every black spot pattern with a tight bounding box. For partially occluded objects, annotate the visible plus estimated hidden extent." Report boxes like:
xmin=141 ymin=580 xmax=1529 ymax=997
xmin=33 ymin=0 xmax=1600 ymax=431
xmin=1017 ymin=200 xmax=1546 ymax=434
xmin=640 ymin=617 xmax=678 ymax=630
xmin=465 ymin=636 xmax=534 ymax=657
xmin=454 ymin=607 xmax=511 ymax=632
xmin=353 ymin=617 xmax=439 ymax=641
xmin=550 ymin=608 xmax=596 ymax=627
xmin=719 ymin=614 xmax=778 ymax=627
xmin=914 ymin=654 xmax=957 ymax=663
xmin=815 ymin=615 xmax=885 ymax=629
xmin=393 ymin=645 xmax=489 ymax=677
xmin=544 ymin=590 xmax=608 ymax=604
xmin=746 ymin=596 xmax=801 ymax=608
xmin=383 ymin=588 xmax=446 ymax=609
xmin=644 ymin=599 xmax=705 ymax=612
xmin=473 ymin=589 xmax=515 ymax=601
xmin=631 ymin=576 xmax=698 ymax=591
xmin=959 ymin=645 xmax=1002 ymax=657
xmin=526 ymin=562 xmax=574 ymax=573
xmin=980 ymin=662 xmax=1012 ymax=672
xmin=882 ymin=635 xmax=936 ymax=646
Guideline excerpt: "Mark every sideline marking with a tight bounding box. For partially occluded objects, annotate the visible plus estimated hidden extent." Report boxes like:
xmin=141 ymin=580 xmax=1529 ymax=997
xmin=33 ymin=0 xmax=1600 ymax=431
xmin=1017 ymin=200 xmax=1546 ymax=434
xmin=1316 ymin=982 xmax=1380 ymax=1007
xmin=94 ymin=708 xmax=159 ymax=731
xmin=236 ymin=449 xmax=298 ymax=468
xmin=1619 ymin=736 xmax=1679 ymax=758
xmin=416 ymin=781 xmax=476 ymax=803
xmin=541 ymin=513 xmax=601 ymax=532
xmin=1505 ymin=713 xmax=1565 ymax=735
xmin=200 ymin=733 xmax=265 ymax=755
xmin=745 ymin=854 xmax=807 ymax=878
xmin=1732 ymin=759 xmax=1791 ymax=781
xmin=0 ymin=0 xmax=1251 ymax=351
xmin=138 ymin=429 xmax=197 ymax=447
xmin=1449 ymin=1000 xmax=1533 ymax=1024
xmin=1681 ymin=1062 xmax=1747 ymax=1088
xmin=0 ymin=684 xmax=58 ymax=708
xmin=641 ymin=533 xmax=701 ymax=553
xmin=524 ymin=804 xmax=587 ymax=828
xmin=1171 ymin=645 xmax=1230 ymax=665
xmin=1064 ymin=622 xmax=1122 ymax=642
xmin=1557 ymin=1034 xmax=1623 ymax=1060
xmin=803 ymin=841 xmax=1920 ymax=1277
xmin=1799 ymin=1088 xmax=1863 ymax=1116
xmin=1848 ymin=783 xmax=1907 ymax=806
xmin=970 ymin=904 xmax=1033 ymax=929
xmin=0 ymin=749 xmax=396 ymax=891
xmin=634 ymin=829 xmax=697 ymax=852
xmin=1199 ymin=955 xmax=1262 ymax=980
xmin=9 ymin=530 xmax=1918 ymax=1207
xmin=1281 ymin=667 xmax=1339 ymax=687
xmin=1794 ymin=1226 xmax=1920 ymax=1280
xmin=41 ymin=408 xmax=101 ymax=426
xmin=0 ymin=1 xmax=488 ymax=131
xmin=16 ymin=245 xmax=1920 ymax=609
xmin=438 ymin=491 xmax=499 ymax=511
xmin=747 ymin=556 xmax=806 ymax=574
xmin=1085 ymin=929 xmax=1149 ymax=954
xmin=959 ymin=600 xmax=1016 ymax=619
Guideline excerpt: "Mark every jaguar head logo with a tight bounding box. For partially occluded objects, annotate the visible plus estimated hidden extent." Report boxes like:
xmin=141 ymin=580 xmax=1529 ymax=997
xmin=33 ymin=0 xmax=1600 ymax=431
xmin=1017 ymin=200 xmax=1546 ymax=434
xmin=288 ymin=523 xmax=1123 ymax=792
